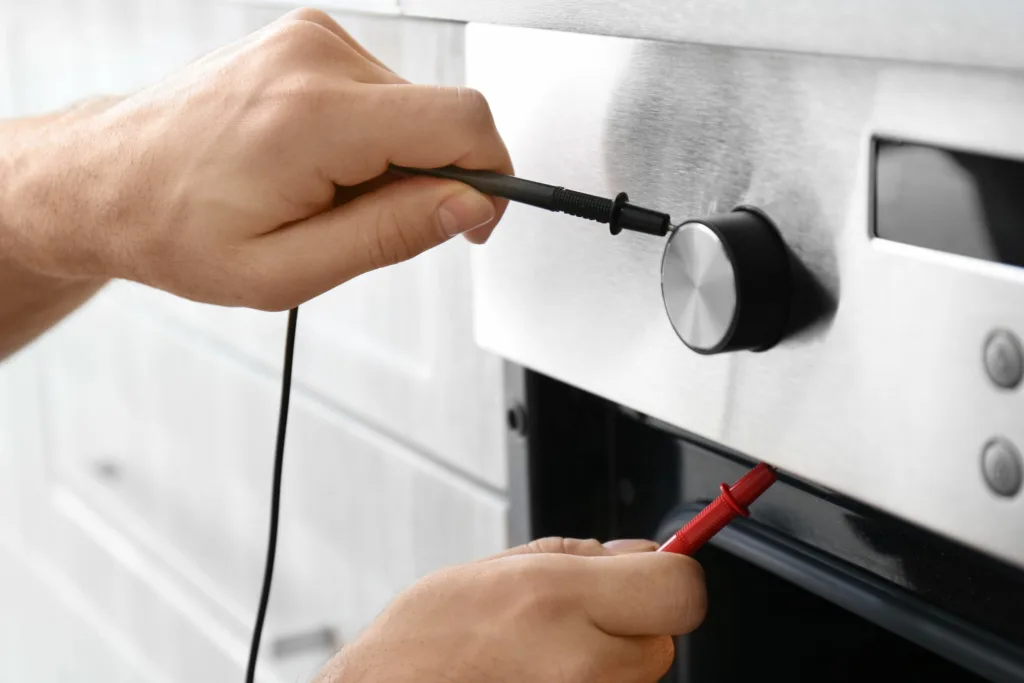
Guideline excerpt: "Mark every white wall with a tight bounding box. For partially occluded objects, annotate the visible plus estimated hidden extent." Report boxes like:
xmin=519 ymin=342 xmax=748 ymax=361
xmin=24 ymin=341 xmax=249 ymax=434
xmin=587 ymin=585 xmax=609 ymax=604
xmin=0 ymin=2 xmax=508 ymax=681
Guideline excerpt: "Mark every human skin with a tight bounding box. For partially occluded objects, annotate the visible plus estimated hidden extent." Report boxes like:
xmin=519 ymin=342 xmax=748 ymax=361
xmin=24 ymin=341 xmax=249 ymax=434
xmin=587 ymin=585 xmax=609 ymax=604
xmin=0 ymin=8 xmax=510 ymax=358
xmin=0 ymin=9 xmax=707 ymax=682
xmin=313 ymin=537 xmax=706 ymax=683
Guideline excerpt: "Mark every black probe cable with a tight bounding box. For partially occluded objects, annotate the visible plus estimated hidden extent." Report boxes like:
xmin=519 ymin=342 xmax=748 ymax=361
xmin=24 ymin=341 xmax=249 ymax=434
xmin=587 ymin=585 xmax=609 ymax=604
xmin=245 ymin=306 xmax=298 ymax=683
xmin=391 ymin=165 xmax=672 ymax=237
xmin=243 ymin=168 xmax=669 ymax=682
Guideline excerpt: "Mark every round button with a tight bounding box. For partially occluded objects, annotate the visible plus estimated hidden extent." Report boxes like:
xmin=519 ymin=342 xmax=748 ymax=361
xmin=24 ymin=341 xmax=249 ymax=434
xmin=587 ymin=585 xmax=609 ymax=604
xmin=981 ymin=438 xmax=1023 ymax=498
xmin=983 ymin=329 xmax=1023 ymax=390
xmin=661 ymin=207 xmax=791 ymax=354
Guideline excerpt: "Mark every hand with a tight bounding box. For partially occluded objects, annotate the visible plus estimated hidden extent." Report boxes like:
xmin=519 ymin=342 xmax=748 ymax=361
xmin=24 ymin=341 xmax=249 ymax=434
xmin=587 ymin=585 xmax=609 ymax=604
xmin=313 ymin=537 xmax=707 ymax=683
xmin=0 ymin=8 xmax=511 ymax=311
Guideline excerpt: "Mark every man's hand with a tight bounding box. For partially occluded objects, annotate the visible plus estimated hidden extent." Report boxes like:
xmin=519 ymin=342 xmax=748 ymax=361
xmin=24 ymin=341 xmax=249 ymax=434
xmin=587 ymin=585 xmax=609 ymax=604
xmin=313 ymin=537 xmax=707 ymax=683
xmin=0 ymin=8 xmax=511 ymax=313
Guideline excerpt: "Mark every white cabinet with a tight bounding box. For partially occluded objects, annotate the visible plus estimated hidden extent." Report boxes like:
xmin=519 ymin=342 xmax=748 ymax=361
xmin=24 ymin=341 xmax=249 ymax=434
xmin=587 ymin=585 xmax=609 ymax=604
xmin=25 ymin=295 xmax=506 ymax=682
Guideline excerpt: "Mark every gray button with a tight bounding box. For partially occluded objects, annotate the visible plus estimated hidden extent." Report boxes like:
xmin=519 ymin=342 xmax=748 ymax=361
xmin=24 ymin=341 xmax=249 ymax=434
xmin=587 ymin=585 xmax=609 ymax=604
xmin=983 ymin=329 xmax=1023 ymax=389
xmin=981 ymin=438 xmax=1023 ymax=498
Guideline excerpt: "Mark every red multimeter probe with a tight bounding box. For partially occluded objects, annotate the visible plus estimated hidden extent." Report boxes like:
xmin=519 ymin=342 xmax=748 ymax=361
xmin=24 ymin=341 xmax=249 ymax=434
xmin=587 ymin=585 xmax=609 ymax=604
xmin=658 ymin=462 xmax=777 ymax=555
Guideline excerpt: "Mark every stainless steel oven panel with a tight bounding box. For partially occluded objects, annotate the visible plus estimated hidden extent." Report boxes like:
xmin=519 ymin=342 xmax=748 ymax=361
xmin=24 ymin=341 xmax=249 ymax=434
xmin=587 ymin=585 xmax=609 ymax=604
xmin=467 ymin=25 xmax=1024 ymax=569
xmin=402 ymin=0 xmax=1024 ymax=72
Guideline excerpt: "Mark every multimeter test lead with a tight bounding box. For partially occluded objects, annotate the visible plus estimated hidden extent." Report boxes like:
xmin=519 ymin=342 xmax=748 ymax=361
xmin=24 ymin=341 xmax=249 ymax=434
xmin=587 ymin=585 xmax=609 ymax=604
xmin=392 ymin=165 xmax=672 ymax=237
xmin=393 ymin=164 xmax=772 ymax=553
xmin=658 ymin=462 xmax=778 ymax=555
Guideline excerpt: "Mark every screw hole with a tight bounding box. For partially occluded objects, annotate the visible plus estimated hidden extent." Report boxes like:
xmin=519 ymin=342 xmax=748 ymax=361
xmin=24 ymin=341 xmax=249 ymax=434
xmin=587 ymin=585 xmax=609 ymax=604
xmin=506 ymin=406 xmax=527 ymax=435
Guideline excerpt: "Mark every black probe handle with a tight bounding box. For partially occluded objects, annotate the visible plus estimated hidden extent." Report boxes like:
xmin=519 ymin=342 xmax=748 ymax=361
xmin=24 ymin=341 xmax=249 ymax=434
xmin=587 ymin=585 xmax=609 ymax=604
xmin=390 ymin=165 xmax=670 ymax=237
xmin=392 ymin=165 xmax=559 ymax=211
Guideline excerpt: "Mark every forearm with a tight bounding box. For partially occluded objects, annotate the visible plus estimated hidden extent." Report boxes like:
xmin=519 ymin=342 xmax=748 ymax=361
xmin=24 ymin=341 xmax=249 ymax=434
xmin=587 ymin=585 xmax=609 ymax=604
xmin=0 ymin=264 xmax=106 ymax=361
xmin=0 ymin=100 xmax=116 ymax=361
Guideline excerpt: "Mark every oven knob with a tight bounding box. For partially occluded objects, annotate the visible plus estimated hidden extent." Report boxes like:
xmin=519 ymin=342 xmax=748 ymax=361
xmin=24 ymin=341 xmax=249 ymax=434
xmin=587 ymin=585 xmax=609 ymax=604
xmin=660 ymin=207 xmax=791 ymax=354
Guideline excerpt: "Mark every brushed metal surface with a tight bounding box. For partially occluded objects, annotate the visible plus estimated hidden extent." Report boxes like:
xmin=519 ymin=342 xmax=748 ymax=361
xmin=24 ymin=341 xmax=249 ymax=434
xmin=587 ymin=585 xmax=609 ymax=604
xmin=467 ymin=25 xmax=1024 ymax=569
xmin=662 ymin=223 xmax=737 ymax=352
xmin=399 ymin=0 xmax=1024 ymax=71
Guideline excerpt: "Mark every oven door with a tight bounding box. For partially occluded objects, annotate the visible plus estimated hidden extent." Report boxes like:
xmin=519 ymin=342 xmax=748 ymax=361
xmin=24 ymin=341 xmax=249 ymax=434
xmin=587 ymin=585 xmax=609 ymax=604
xmin=512 ymin=370 xmax=1024 ymax=683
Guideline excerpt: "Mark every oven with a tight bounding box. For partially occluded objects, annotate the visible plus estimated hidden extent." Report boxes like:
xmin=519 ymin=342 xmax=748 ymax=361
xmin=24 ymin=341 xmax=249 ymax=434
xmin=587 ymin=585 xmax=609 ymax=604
xmin=465 ymin=18 xmax=1024 ymax=683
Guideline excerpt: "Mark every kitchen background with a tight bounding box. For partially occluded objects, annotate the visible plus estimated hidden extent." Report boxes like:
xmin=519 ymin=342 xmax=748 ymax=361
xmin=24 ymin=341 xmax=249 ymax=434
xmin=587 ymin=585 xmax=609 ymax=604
xmin=0 ymin=1 xmax=509 ymax=681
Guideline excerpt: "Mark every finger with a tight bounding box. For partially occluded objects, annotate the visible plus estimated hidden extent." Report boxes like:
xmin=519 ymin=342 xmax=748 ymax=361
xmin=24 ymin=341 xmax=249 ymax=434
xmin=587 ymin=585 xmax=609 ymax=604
xmin=575 ymin=553 xmax=707 ymax=637
xmin=602 ymin=539 xmax=660 ymax=554
xmin=608 ymin=635 xmax=676 ymax=683
xmin=566 ymin=634 xmax=675 ymax=683
xmin=323 ymin=83 xmax=514 ymax=187
xmin=282 ymin=7 xmax=403 ymax=78
xmin=480 ymin=537 xmax=615 ymax=562
xmin=243 ymin=176 xmax=496 ymax=310
xmin=480 ymin=538 xmax=657 ymax=564
xmin=333 ymin=169 xmax=403 ymax=206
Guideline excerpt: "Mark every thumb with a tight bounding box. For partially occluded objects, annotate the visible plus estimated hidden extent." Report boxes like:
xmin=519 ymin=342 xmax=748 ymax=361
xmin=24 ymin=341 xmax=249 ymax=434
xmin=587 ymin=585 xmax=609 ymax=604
xmin=340 ymin=175 xmax=497 ymax=262
xmin=248 ymin=176 xmax=496 ymax=308
xmin=576 ymin=552 xmax=707 ymax=637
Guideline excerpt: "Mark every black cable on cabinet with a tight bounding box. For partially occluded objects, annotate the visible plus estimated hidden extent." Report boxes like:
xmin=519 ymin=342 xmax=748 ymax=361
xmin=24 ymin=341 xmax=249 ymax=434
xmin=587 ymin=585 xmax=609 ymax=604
xmin=245 ymin=306 xmax=299 ymax=683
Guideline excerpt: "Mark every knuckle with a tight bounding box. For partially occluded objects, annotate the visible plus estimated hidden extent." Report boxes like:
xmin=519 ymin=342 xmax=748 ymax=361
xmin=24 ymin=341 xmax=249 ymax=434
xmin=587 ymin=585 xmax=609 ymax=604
xmin=454 ymin=86 xmax=494 ymax=128
xmin=285 ymin=7 xmax=334 ymax=26
xmin=264 ymin=18 xmax=335 ymax=64
xmin=562 ymin=538 xmax=606 ymax=557
xmin=525 ymin=537 xmax=568 ymax=554
xmin=525 ymin=536 xmax=605 ymax=556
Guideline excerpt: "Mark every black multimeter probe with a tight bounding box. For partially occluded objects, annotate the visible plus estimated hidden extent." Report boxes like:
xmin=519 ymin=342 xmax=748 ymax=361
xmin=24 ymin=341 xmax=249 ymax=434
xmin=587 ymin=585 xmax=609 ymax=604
xmin=391 ymin=165 xmax=671 ymax=237
xmin=244 ymin=167 xmax=670 ymax=683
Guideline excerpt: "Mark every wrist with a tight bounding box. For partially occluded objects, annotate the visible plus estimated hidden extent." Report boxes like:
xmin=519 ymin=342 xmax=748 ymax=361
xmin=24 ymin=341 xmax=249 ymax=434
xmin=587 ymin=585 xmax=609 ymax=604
xmin=0 ymin=96 xmax=124 ymax=282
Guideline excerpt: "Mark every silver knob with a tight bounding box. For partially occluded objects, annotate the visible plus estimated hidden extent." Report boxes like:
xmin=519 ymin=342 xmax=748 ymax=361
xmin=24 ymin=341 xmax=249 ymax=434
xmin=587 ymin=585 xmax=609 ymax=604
xmin=661 ymin=221 xmax=738 ymax=352
xmin=661 ymin=207 xmax=791 ymax=354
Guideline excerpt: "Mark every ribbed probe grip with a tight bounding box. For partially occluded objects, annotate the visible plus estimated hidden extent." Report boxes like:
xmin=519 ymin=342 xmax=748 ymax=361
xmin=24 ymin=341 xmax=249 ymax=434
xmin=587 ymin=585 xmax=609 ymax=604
xmin=551 ymin=187 xmax=613 ymax=223
xmin=666 ymin=498 xmax=734 ymax=553
xmin=658 ymin=463 xmax=777 ymax=556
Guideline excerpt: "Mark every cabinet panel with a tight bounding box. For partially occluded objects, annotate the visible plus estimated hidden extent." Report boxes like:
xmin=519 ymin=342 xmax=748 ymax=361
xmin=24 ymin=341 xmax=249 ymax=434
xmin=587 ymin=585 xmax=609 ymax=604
xmin=32 ymin=294 xmax=507 ymax=679
xmin=0 ymin=542 xmax=164 ymax=683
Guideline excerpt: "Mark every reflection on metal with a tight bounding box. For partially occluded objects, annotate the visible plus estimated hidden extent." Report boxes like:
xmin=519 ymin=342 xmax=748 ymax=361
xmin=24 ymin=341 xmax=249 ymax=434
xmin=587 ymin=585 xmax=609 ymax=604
xmin=469 ymin=24 xmax=1024 ymax=569
xmin=662 ymin=222 xmax=737 ymax=352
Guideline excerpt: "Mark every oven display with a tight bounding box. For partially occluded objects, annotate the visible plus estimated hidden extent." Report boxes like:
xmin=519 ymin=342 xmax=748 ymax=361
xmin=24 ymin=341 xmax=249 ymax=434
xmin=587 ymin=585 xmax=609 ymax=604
xmin=874 ymin=138 xmax=1024 ymax=269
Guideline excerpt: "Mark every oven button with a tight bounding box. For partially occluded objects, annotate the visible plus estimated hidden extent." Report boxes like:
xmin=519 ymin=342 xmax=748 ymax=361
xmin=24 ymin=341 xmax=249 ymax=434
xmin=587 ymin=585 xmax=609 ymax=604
xmin=981 ymin=438 xmax=1022 ymax=498
xmin=983 ymin=329 xmax=1023 ymax=390
xmin=660 ymin=206 xmax=791 ymax=354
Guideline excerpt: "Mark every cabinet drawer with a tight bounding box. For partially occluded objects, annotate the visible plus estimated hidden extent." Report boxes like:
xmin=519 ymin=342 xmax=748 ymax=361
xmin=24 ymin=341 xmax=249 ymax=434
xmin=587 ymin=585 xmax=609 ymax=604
xmin=35 ymin=294 xmax=507 ymax=679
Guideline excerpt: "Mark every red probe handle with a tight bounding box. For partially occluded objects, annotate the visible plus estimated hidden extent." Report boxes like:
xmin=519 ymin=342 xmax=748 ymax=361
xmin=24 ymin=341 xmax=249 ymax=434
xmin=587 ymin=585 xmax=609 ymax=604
xmin=657 ymin=462 xmax=777 ymax=555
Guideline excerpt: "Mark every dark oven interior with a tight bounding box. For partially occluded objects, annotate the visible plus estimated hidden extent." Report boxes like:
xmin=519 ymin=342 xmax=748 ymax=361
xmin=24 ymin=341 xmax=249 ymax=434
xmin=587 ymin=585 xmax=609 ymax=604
xmin=520 ymin=370 xmax=1024 ymax=683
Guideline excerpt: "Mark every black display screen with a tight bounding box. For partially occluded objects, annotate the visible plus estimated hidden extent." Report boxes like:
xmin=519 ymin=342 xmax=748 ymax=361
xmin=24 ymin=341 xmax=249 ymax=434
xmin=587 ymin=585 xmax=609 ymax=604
xmin=873 ymin=138 xmax=1024 ymax=269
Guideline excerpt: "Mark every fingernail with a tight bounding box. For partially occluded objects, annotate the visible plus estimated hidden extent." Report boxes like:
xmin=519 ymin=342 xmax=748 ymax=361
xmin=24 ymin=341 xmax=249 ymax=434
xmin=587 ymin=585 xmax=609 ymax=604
xmin=438 ymin=190 xmax=496 ymax=237
xmin=603 ymin=539 xmax=659 ymax=554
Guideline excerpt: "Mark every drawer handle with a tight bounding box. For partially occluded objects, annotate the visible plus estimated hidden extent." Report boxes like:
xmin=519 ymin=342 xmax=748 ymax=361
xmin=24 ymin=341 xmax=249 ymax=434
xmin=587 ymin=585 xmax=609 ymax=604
xmin=271 ymin=627 xmax=338 ymax=658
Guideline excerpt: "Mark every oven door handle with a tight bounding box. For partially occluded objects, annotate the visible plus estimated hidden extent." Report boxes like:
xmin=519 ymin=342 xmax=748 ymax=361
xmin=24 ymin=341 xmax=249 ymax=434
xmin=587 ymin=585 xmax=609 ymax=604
xmin=659 ymin=504 xmax=1024 ymax=683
